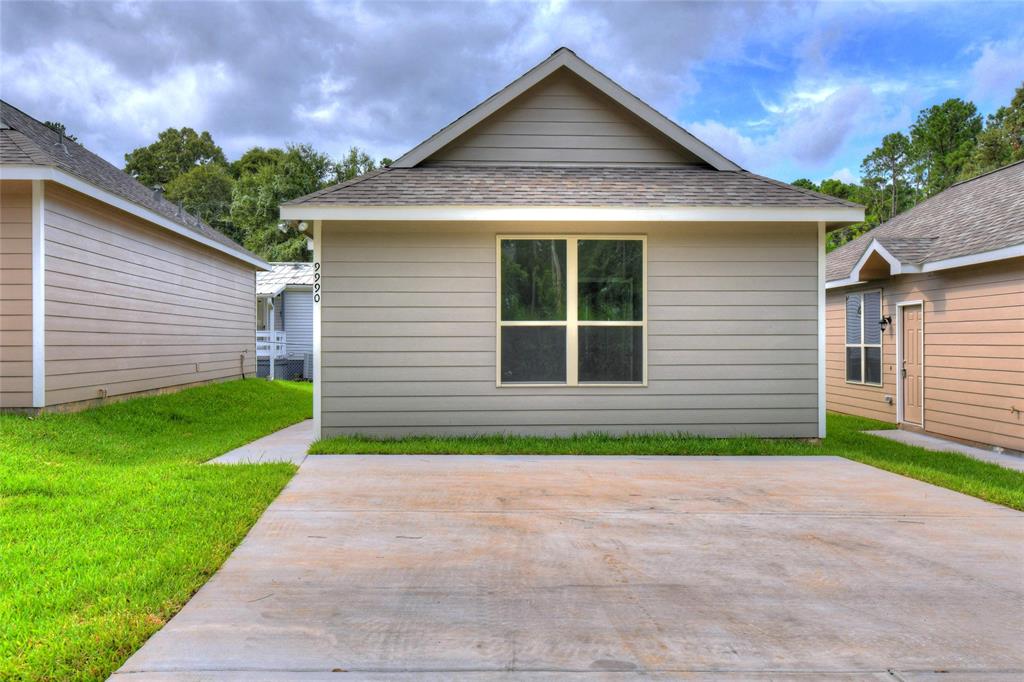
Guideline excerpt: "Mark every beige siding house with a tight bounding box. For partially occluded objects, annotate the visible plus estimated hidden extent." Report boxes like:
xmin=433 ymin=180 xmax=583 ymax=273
xmin=282 ymin=48 xmax=863 ymax=439
xmin=826 ymin=161 xmax=1024 ymax=452
xmin=0 ymin=101 xmax=268 ymax=412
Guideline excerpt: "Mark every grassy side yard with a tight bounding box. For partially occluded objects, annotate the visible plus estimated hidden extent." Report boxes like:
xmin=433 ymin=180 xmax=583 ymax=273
xmin=312 ymin=412 xmax=1024 ymax=511
xmin=0 ymin=379 xmax=312 ymax=681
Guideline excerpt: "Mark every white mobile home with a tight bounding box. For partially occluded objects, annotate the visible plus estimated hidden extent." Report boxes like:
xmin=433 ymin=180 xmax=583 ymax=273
xmin=257 ymin=262 xmax=315 ymax=380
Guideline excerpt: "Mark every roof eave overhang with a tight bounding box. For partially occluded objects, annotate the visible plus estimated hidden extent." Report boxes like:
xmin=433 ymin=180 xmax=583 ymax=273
xmin=826 ymin=240 xmax=1024 ymax=289
xmin=1 ymin=163 xmax=270 ymax=270
xmin=281 ymin=204 xmax=864 ymax=225
xmin=391 ymin=49 xmax=742 ymax=172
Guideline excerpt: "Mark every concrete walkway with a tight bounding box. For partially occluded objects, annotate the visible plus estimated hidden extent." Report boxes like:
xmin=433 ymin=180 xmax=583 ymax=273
xmin=114 ymin=455 xmax=1023 ymax=680
xmin=866 ymin=428 xmax=1024 ymax=472
xmin=207 ymin=420 xmax=315 ymax=465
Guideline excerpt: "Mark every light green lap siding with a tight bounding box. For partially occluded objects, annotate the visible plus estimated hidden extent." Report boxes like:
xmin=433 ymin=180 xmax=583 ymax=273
xmin=319 ymin=221 xmax=819 ymax=437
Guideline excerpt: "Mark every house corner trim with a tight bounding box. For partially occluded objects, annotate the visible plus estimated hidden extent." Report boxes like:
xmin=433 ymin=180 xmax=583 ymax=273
xmin=312 ymin=219 xmax=323 ymax=441
xmin=817 ymin=220 xmax=826 ymax=438
xmin=31 ymin=180 xmax=45 ymax=407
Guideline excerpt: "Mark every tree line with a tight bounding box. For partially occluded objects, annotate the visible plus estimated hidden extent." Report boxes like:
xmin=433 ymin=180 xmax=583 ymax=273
xmin=121 ymin=131 xmax=391 ymax=261
xmin=793 ymin=82 xmax=1023 ymax=251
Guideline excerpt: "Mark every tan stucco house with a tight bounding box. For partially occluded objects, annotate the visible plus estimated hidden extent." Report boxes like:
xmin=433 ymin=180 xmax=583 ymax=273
xmin=826 ymin=161 xmax=1023 ymax=452
xmin=282 ymin=48 xmax=863 ymax=439
xmin=0 ymin=100 xmax=268 ymax=412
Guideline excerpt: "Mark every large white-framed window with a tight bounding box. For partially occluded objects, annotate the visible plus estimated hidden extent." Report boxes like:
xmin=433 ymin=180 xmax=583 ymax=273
xmin=845 ymin=289 xmax=882 ymax=386
xmin=496 ymin=235 xmax=647 ymax=387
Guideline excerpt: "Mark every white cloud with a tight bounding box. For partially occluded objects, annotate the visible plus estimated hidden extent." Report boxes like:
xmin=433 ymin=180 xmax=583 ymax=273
xmin=689 ymin=72 xmax=947 ymax=176
xmin=829 ymin=167 xmax=857 ymax=184
xmin=968 ymin=34 xmax=1024 ymax=105
xmin=1 ymin=42 xmax=232 ymax=160
xmin=689 ymin=80 xmax=879 ymax=172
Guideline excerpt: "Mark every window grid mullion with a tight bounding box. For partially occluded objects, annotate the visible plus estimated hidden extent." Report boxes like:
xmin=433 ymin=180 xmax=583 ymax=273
xmin=861 ymin=299 xmax=867 ymax=384
xmin=566 ymin=237 xmax=579 ymax=386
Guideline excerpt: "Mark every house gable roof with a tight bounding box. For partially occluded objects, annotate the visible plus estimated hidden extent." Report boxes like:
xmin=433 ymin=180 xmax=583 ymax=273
xmin=826 ymin=160 xmax=1024 ymax=286
xmin=0 ymin=100 xmax=267 ymax=270
xmin=282 ymin=48 xmax=864 ymax=226
xmin=393 ymin=47 xmax=740 ymax=171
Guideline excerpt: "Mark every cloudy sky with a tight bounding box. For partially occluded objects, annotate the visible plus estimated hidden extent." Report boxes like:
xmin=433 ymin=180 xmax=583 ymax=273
xmin=2 ymin=1 xmax=1022 ymax=183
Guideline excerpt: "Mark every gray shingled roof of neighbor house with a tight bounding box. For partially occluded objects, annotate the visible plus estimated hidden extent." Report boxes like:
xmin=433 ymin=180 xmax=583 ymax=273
xmin=827 ymin=160 xmax=1024 ymax=282
xmin=285 ymin=165 xmax=861 ymax=209
xmin=256 ymin=262 xmax=316 ymax=296
xmin=0 ymin=100 xmax=261 ymax=265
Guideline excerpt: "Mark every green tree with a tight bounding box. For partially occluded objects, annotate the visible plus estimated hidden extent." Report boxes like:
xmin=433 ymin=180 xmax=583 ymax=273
xmin=334 ymin=146 xmax=377 ymax=182
xmin=43 ymin=121 xmax=77 ymax=142
xmin=164 ymin=164 xmax=239 ymax=242
xmin=910 ymin=98 xmax=982 ymax=195
xmin=229 ymin=144 xmax=333 ymax=261
xmin=961 ymin=82 xmax=1024 ymax=178
xmin=861 ymin=132 xmax=913 ymax=221
xmin=790 ymin=178 xmax=819 ymax=191
xmin=124 ymin=127 xmax=227 ymax=187
xmin=230 ymin=146 xmax=285 ymax=178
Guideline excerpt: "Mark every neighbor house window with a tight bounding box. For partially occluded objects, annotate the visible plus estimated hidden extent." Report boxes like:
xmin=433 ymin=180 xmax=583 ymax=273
xmin=845 ymin=290 xmax=882 ymax=385
xmin=498 ymin=236 xmax=645 ymax=386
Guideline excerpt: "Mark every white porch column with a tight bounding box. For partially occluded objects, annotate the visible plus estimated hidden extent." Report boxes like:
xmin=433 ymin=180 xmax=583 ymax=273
xmin=268 ymin=296 xmax=276 ymax=381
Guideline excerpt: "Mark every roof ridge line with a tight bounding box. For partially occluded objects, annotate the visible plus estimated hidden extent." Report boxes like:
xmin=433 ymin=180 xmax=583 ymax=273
xmin=742 ymin=170 xmax=862 ymax=209
xmin=949 ymin=158 xmax=1024 ymax=188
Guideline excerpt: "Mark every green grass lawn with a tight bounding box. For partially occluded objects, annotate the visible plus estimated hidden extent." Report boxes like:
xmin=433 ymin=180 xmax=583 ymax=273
xmin=312 ymin=412 xmax=1024 ymax=511
xmin=0 ymin=379 xmax=312 ymax=681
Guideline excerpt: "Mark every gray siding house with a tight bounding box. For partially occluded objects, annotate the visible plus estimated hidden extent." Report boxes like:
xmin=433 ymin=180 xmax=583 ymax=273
xmin=0 ymin=100 xmax=267 ymax=412
xmin=282 ymin=48 xmax=863 ymax=439
xmin=257 ymin=262 xmax=315 ymax=380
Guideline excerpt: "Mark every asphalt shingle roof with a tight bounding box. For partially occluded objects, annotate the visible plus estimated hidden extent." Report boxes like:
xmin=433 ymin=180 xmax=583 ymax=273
xmin=827 ymin=160 xmax=1024 ymax=282
xmin=0 ymin=100 xmax=261 ymax=266
xmin=285 ymin=165 xmax=860 ymax=209
xmin=256 ymin=262 xmax=315 ymax=296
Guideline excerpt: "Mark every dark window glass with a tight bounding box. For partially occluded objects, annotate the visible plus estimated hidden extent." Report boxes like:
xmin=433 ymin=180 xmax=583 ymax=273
xmin=846 ymin=347 xmax=862 ymax=382
xmin=501 ymin=240 xmax=567 ymax=321
xmin=846 ymin=294 xmax=862 ymax=344
xmin=863 ymin=292 xmax=882 ymax=344
xmin=865 ymin=346 xmax=882 ymax=384
xmin=579 ymin=326 xmax=644 ymax=383
xmin=501 ymin=326 xmax=566 ymax=383
xmin=578 ymin=240 xmax=643 ymax=321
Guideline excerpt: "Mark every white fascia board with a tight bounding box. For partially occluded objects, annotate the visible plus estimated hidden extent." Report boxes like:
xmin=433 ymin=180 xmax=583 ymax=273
xmin=861 ymin=239 xmax=914 ymax=275
xmin=825 ymin=276 xmax=865 ymax=290
xmin=1 ymin=164 xmax=270 ymax=270
xmin=826 ymin=241 xmax=1024 ymax=288
xmin=828 ymin=238 xmax=917 ymax=290
xmin=392 ymin=49 xmax=742 ymax=171
xmin=921 ymin=243 xmax=1024 ymax=272
xmin=280 ymin=204 xmax=864 ymax=224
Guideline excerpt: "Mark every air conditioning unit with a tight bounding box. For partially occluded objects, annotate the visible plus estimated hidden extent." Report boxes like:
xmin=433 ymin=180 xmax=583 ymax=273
xmin=303 ymin=353 xmax=314 ymax=380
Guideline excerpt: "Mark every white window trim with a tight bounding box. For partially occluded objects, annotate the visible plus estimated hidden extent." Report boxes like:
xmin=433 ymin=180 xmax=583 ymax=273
xmin=495 ymin=234 xmax=648 ymax=388
xmin=845 ymin=289 xmax=883 ymax=387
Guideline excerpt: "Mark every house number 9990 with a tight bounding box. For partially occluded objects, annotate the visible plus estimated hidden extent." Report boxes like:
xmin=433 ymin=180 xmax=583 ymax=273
xmin=313 ymin=262 xmax=321 ymax=303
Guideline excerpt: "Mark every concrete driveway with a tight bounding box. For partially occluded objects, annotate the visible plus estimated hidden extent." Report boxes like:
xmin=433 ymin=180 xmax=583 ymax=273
xmin=115 ymin=456 xmax=1024 ymax=680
